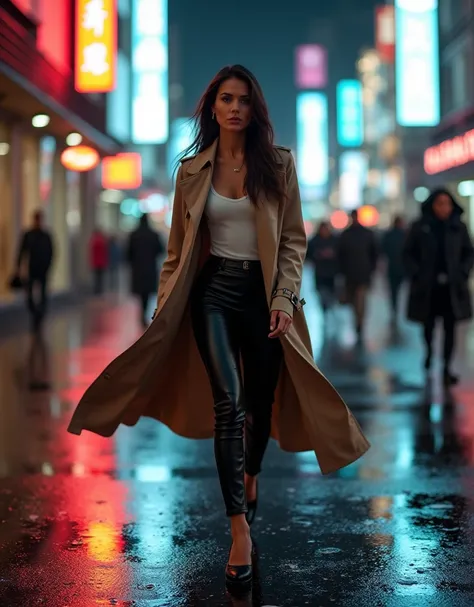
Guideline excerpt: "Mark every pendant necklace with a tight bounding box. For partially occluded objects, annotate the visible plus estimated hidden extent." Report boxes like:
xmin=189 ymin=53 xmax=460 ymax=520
xmin=233 ymin=161 xmax=245 ymax=173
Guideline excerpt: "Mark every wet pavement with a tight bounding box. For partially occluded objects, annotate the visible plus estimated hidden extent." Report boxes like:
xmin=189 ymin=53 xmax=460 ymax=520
xmin=1 ymin=272 xmax=474 ymax=606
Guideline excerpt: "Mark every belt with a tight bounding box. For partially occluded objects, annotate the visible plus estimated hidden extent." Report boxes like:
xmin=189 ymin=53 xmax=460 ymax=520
xmin=210 ymin=256 xmax=261 ymax=271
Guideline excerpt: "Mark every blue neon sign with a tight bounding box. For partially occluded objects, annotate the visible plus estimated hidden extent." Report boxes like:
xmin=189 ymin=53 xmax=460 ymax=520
xmin=395 ymin=0 xmax=440 ymax=127
xmin=337 ymin=80 xmax=363 ymax=147
xmin=132 ymin=0 xmax=168 ymax=144
xmin=296 ymin=92 xmax=328 ymax=196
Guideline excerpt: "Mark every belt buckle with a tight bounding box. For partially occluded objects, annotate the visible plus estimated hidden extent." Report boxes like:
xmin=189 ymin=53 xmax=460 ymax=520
xmin=243 ymin=261 xmax=250 ymax=270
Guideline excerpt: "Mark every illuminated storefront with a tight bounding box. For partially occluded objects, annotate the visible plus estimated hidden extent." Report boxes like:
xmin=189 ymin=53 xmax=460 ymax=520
xmin=0 ymin=1 xmax=120 ymax=308
xmin=424 ymin=130 xmax=474 ymax=234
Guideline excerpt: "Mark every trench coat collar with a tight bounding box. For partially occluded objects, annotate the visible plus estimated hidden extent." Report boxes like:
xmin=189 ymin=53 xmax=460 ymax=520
xmin=185 ymin=138 xmax=219 ymax=175
xmin=183 ymin=137 xmax=287 ymax=176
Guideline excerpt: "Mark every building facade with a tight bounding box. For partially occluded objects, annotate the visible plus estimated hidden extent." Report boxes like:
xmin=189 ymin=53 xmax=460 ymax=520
xmin=424 ymin=0 xmax=474 ymax=233
xmin=0 ymin=0 xmax=121 ymax=312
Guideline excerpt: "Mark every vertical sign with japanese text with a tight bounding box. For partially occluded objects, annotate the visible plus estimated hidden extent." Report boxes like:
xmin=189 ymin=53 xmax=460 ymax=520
xmin=395 ymin=0 xmax=440 ymax=127
xmin=75 ymin=0 xmax=117 ymax=93
xmin=337 ymin=80 xmax=364 ymax=147
xmin=132 ymin=0 xmax=169 ymax=144
xmin=376 ymin=5 xmax=395 ymax=63
xmin=296 ymin=92 xmax=328 ymax=198
xmin=295 ymin=45 xmax=327 ymax=89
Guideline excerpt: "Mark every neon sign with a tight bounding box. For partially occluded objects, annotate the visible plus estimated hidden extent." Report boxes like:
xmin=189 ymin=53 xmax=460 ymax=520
xmin=102 ymin=153 xmax=142 ymax=189
xmin=132 ymin=0 xmax=168 ymax=144
xmin=424 ymin=130 xmax=474 ymax=175
xmin=61 ymin=146 xmax=100 ymax=172
xmin=75 ymin=0 xmax=117 ymax=93
xmin=337 ymin=80 xmax=364 ymax=147
xmin=296 ymin=92 xmax=328 ymax=195
xmin=395 ymin=0 xmax=440 ymax=127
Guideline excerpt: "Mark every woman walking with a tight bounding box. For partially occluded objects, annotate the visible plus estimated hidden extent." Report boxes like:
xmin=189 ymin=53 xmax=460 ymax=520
xmin=68 ymin=65 xmax=369 ymax=595
xmin=404 ymin=188 xmax=474 ymax=384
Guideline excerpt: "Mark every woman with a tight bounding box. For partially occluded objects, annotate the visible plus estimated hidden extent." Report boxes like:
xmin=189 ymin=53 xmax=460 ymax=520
xmin=68 ymin=65 xmax=369 ymax=594
xmin=404 ymin=189 xmax=474 ymax=384
xmin=307 ymin=221 xmax=338 ymax=313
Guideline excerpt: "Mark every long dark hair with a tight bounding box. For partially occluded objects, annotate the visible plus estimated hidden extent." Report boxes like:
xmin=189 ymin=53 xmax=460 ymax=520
xmin=180 ymin=65 xmax=285 ymax=204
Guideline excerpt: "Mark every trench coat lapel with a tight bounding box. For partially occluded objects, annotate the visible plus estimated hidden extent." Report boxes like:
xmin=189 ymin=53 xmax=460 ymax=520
xmin=180 ymin=140 xmax=218 ymax=227
xmin=180 ymin=139 xmax=285 ymax=279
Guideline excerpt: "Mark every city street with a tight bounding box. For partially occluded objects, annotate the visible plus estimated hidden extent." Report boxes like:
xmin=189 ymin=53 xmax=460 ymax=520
xmin=1 ymin=273 xmax=474 ymax=607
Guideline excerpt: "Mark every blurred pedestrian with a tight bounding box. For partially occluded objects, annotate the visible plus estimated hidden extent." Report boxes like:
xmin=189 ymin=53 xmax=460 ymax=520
xmin=307 ymin=221 xmax=338 ymax=314
xmin=89 ymin=229 xmax=108 ymax=295
xmin=404 ymin=189 xmax=474 ymax=385
xmin=338 ymin=209 xmax=378 ymax=340
xmin=15 ymin=209 xmax=54 ymax=333
xmin=67 ymin=64 xmax=369 ymax=597
xmin=127 ymin=214 xmax=165 ymax=328
xmin=381 ymin=215 xmax=407 ymax=323
xmin=108 ymin=234 xmax=122 ymax=291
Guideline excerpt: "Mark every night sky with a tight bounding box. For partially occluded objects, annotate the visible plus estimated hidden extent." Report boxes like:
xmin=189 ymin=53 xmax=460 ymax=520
xmin=170 ymin=0 xmax=379 ymax=146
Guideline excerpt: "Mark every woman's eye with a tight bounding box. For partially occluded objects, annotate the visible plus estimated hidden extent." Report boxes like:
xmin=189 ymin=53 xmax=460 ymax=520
xmin=240 ymin=98 xmax=250 ymax=105
xmin=222 ymin=96 xmax=231 ymax=103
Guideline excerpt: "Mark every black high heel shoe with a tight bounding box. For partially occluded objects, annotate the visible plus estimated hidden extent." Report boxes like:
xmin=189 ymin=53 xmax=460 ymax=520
xmin=245 ymin=479 xmax=258 ymax=526
xmin=225 ymin=544 xmax=253 ymax=595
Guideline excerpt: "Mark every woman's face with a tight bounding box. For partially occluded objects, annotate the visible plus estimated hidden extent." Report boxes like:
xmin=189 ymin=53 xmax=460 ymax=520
xmin=432 ymin=193 xmax=453 ymax=221
xmin=212 ymin=77 xmax=252 ymax=133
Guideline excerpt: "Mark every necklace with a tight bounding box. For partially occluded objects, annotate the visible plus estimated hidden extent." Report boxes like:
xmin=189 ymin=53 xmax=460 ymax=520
xmin=233 ymin=161 xmax=245 ymax=173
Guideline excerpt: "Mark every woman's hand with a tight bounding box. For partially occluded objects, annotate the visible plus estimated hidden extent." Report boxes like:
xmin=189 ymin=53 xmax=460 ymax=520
xmin=269 ymin=310 xmax=292 ymax=338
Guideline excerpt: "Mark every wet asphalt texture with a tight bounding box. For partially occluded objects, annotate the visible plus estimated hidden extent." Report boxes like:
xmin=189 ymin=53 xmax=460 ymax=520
xmin=0 ymin=272 xmax=473 ymax=607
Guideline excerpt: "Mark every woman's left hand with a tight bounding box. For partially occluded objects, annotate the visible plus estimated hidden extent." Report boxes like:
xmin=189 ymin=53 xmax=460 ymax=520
xmin=269 ymin=310 xmax=292 ymax=338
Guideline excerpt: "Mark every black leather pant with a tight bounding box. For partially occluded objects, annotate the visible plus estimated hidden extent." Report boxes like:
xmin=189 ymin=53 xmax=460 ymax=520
xmin=191 ymin=257 xmax=283 ymax=517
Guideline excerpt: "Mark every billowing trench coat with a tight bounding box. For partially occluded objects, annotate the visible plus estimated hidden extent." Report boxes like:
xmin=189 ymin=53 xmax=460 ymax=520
xmin=68 ymin=140 xmax=370 ymax=474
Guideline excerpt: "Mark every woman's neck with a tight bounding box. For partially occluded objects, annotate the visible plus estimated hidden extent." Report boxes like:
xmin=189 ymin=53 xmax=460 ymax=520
xmin=218 ymin=130 xmax=246 ymax=160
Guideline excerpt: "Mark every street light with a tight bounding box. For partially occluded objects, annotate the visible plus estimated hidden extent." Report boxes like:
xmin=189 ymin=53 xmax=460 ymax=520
xmin=66 ymin=132 xmax=83 ymax=146
xmin=32 ymin=114 xmax=50 ymax=128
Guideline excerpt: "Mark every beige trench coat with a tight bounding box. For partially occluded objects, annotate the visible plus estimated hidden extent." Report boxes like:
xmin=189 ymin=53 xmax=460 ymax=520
xmin=68 ymin=140 xmax=370 ymax=474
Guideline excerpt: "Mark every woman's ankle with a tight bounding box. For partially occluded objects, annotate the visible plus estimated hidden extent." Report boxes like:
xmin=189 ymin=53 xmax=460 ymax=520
xmin=230 ymin=514 xmax=250 ymax=537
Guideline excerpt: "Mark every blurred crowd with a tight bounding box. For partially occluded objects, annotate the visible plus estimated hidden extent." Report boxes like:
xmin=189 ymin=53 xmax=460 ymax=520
xmin=10 ymin=188 xmax=474 ymax=387
xmin=307 ymin=189 xmax=474 ymax=385
xmin=12 ymin=211 xmax=167 ymax=335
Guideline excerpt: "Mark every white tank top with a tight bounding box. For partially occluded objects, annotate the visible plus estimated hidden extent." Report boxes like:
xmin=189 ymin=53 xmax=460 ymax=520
xmin=205 ymin=185 xmax=260 ymax=260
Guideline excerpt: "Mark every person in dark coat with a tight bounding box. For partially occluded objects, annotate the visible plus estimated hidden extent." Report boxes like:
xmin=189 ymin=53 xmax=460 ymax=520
xmin=403 ymin=188 xmax=474 ymax=384
xmin=307 ymin=221 xmax=338 ymax=313
xmin=381 ymin=215 xmax=407 ymax=323
xmin=127 ymin=214 xmax=166 ymax=328
xmin=338 ymin=209 xmax=378 ymax=339
xmin=16 ymin=209 xmax=54 ymax=333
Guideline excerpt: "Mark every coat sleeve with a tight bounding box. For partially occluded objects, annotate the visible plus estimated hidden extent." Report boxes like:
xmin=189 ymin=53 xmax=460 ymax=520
xmin=270 ymin=153 xmax=307 ymax=318
xmin=157 ymin=166 xmax=186 ymax=302
xmin=460 ymin=223 xmax=474 ymax=279
xmin=402 ymin=222 xmax=420 ymax=278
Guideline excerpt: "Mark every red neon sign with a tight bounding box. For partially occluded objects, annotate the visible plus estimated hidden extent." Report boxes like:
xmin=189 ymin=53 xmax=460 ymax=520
xmin=61 ymin=146 xmax=100 ymax=172
xmin=424 ymin=129 xmax=474 ymax=175
xmin=375 ymin=6 xmax=395 ymax=64
xmin=102 ymin=153 xmax=142 ymax=189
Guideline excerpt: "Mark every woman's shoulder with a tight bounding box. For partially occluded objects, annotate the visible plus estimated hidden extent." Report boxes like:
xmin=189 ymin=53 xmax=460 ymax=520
xmin=179 ymin=153 xmax=197 ymax=170
xmin=273 ymin=145 xmax=293 ymax=167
